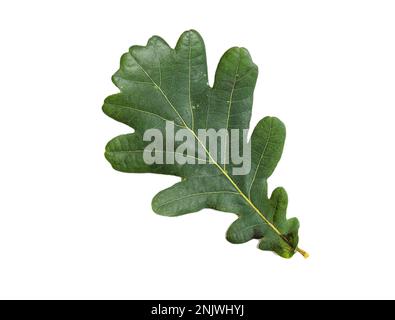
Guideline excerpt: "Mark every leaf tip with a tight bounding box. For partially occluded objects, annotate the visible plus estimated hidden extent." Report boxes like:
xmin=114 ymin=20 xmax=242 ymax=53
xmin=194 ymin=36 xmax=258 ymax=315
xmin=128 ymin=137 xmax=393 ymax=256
xmin=147 ymin=35 xmax=170 ymax=48
xmin=181 ymin=29 xmax=202 ymax=38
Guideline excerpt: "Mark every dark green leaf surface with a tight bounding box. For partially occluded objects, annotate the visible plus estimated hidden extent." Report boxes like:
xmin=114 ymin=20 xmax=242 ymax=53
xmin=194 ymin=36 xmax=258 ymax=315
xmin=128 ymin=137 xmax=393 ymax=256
xmin=103 ymin=30 xmax=307 ymax=258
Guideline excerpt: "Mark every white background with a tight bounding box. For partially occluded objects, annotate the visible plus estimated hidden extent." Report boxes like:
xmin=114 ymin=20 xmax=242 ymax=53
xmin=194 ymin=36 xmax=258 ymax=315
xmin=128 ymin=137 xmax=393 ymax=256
xmin=1 ymin=0 xmax=394 ymax=299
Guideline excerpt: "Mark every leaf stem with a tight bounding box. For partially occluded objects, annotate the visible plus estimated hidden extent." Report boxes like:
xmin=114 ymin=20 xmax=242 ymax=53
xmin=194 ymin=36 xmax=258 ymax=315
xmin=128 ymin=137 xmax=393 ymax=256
xmin=296 ymin=247 xmax=309 ymax=259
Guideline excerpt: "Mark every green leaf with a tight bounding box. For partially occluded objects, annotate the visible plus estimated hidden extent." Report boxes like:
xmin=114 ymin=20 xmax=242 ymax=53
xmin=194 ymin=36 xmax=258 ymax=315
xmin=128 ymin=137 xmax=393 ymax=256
xmin=103 ymin=30 xmax=307 ymax=259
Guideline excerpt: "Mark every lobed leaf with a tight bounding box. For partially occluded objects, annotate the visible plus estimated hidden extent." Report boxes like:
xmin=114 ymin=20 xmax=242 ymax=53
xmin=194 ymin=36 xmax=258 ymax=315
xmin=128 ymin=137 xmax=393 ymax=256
xmin=103 ymin=30 xmax=306 ymax=258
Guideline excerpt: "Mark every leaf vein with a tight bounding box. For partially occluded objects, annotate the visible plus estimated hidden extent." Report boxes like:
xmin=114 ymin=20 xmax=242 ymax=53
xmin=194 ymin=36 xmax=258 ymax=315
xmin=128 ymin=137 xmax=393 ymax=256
xmin=156 ymin=191 xmax=240 ymax=209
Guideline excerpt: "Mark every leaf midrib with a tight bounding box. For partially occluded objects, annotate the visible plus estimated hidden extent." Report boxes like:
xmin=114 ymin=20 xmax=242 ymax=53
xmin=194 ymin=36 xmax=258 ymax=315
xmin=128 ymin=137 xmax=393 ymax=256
xmin=131 ymin=51 xmax=298 ymax=255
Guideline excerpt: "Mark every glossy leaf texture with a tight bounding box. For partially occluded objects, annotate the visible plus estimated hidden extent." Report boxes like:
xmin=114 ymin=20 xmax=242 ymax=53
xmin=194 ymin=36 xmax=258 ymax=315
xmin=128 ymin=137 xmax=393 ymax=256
xmin=103 ymin=30 xmax=306 ymax=258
